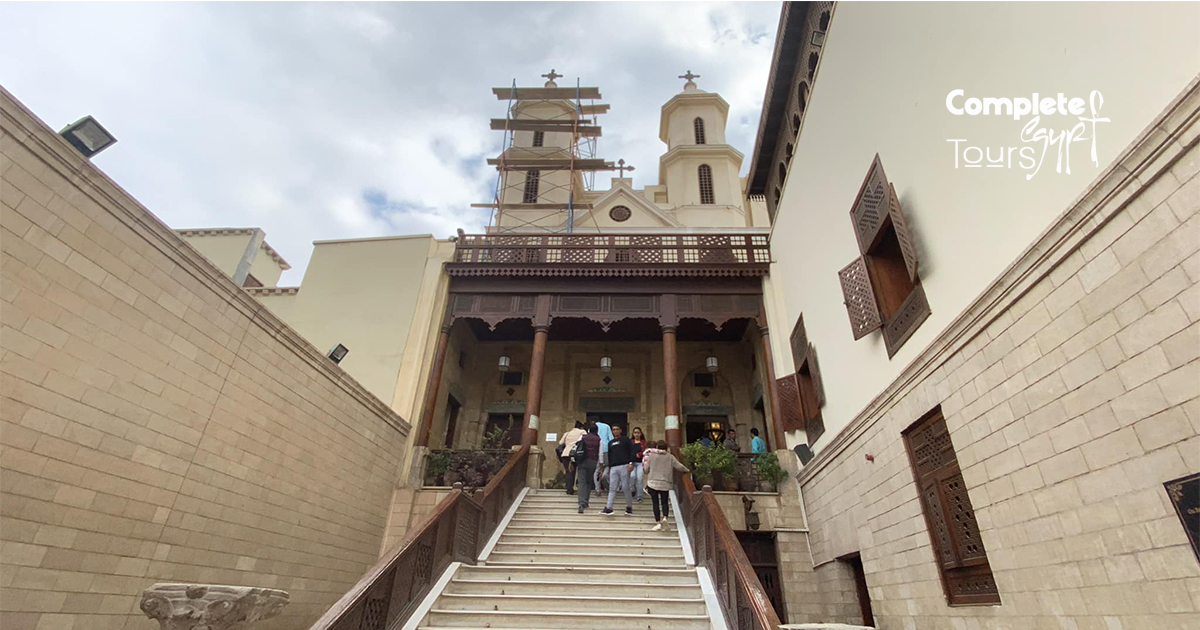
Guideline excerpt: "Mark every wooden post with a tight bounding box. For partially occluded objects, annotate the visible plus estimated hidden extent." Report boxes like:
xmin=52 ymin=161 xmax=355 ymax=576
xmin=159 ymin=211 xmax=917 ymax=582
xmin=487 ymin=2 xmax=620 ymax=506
xmin=759 ymin=323 xmax=788 ymax=451
xmin=522 ymin=295 xmax=552 ymax=447
xmin=662 ymin=294 xmax=681 ymax=449
xmin=416 ymin=323 xmax=453 ymax=448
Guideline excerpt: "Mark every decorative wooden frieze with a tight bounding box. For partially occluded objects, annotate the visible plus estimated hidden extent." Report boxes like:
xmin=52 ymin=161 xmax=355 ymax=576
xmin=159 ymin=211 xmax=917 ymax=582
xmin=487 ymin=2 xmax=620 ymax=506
xmin=140 ymin=584 xmax=289 ymax=630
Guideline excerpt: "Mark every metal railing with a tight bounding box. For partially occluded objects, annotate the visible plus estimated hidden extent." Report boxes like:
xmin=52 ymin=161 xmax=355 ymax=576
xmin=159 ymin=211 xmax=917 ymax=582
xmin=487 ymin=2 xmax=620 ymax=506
xmin=451 ymin=233 xmax=770 ymax=266
xmin=675 ymin=453 xmax=782 ymax=630
xmin=309 ymin=445 xmax=530 ymax=630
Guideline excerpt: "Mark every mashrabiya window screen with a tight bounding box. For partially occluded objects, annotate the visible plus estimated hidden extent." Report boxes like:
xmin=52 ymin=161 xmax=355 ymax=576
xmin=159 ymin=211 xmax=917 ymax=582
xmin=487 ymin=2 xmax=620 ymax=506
xmin=523 ymin=170 xmax=540 ymax=203
xmin=902 ymin=408 xmax=1000 ymax=606
xmin=694 ymin=117 xmax=707 ymax=145
xmin=698 ymin=164 xmax=715 ymax=204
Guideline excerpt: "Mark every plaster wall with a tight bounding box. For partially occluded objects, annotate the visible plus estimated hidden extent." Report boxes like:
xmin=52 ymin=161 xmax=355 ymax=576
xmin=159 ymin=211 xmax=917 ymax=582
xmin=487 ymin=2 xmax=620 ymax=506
xmin=663 ymin=96 xmax=729 ymax=148
xmin=246 ymin=249 xmax=283 ymax=287
xmin=177 ymin=232 xmax=255 ymax=281
xmin=766 ymin=2 xmax=1200 ymax=449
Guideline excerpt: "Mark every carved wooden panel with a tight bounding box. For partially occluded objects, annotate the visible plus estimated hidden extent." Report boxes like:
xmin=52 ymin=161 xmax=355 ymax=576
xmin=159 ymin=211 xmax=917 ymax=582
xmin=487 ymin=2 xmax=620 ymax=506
xmin=805 ymin=412 xmax=824 ymax=448
xmin=850 ymin=155 xmax=889 ymax=252
xmin=807 ymin=343 xmax=825 ymax=408
xmin=838 ymin=257 xmax=882 ymax=340
xmin=888 ymin=183 xmax=919 ymax=282
xmin=611 ymin=295 xmax=655 ymax=312
xmin=789 ymin=314 xmax=808 ymax=373
xmin=776 ymin=374 xmax=804 ymax=432
xmin=903 ymin=408 xmax=1000 ymax=606
xmin=883 ymin=283 xmax=931 ymax=358
xmin=480 ymin=295 xmax=516 ymax=312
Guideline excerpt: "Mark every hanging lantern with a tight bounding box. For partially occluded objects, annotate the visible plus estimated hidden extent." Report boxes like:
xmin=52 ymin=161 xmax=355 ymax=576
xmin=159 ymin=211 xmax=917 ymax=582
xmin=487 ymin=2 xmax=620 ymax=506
xmin=497 ymin=355 xmax=511 ymax=372
xmin=600 ymin=355 xmax=613 ymax=372
xmin=706 ymin=352 xmax=719 ymax=373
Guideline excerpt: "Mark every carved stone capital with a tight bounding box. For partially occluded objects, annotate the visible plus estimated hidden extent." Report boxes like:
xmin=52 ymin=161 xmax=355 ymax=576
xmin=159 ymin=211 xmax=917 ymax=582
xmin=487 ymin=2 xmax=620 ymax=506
xmin=140 ymin=583 xmax=289 ymax=630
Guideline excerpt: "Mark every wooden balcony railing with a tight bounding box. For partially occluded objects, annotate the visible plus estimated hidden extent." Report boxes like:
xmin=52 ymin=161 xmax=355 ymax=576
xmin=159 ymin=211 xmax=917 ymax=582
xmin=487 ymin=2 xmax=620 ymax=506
xmin=448 ymin=233 xmax=770 ymax=277
xmin=675 ymin=456 xmax=783 ymax=630
xmin=309 ymin=445 xmax=529 ymax=630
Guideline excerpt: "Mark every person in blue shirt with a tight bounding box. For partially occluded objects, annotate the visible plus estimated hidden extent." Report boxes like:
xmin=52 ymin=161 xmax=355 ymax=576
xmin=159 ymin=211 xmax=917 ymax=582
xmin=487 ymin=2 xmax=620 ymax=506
xmin=751 ymin=428 xmax=768 ymax=454
xmin=593 ymin=420 xmax=614 ymax=498
xmin=698 ymin=435 xmax=713 ymax=448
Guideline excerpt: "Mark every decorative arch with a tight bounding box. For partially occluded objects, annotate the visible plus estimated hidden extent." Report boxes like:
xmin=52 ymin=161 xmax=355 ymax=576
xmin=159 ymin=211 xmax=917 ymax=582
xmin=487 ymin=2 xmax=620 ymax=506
xmin=693 ymin=117 xmax=707 ymax=145
xmin=819 ymin=10 xmax=830 ymax=31
xmin=807 ymin=52 xmax=819 ymax=82
xmin=778 ymin=162 xmax=787 ymax=186
xmin=698 ymin=164 xmax=715 ymax=204
xmin=798 ymin=81 xmax=809 ymax=115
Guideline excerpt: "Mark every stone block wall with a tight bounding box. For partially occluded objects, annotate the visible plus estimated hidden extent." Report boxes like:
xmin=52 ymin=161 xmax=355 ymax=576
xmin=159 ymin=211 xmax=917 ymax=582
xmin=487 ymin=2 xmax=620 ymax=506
xmin=792 ymin=83 xmax=1200 ymax=628
xmin=0 ymin=88 xmax=410 ymax=629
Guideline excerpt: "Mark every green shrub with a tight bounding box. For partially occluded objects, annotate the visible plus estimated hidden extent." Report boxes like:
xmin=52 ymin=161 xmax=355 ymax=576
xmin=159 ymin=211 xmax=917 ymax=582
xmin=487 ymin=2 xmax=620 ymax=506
xmin=753 ymin=452 xmax=787 ymax=488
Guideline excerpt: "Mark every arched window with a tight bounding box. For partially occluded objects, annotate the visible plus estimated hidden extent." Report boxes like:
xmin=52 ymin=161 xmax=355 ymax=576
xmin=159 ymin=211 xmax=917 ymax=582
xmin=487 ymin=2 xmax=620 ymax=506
xmin=786 ymin=142 xmax=794 ymax=160
xmin=523 ymin=170 xmax=540 ymax=203
xmin=698 ymin=164 xmax=715 ymax=204
xmin=798 ymin=82 xmax=809 ymax=115
xmin=792 ymin=113 xmax=801 ymax=137
xmin=819 ymin=11 xmax=830 ymax=31
xmin=808 ymin=52 xmax=819 ymax=82
xmin=532 ymin=131 xmax=545 ymax=147
xmin=778 ymin=162 xmax=788 ymax=185
xmin=774 ymin=186 xmax=782 ymax=206
xmin=694 ymin=117 xmax=707 ymax=145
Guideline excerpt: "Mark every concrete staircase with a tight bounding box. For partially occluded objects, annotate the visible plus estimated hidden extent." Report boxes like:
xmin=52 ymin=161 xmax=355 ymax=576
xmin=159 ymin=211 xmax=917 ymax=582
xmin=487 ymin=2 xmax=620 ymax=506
xmin=410 ymin=488 xmax=717 ymax=629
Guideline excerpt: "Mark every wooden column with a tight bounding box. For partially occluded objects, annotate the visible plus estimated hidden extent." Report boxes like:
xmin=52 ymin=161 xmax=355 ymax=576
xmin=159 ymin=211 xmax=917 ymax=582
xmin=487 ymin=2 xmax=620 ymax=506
xmin=416 ymin=323 xmax=453 ymax=448
xmin=662 ymin=294 xmax=682 ymax=449
xmin=759 ymin=322 xmax=788 ymax=451
xmin=522 ymin=295 xmax=552 ymax=447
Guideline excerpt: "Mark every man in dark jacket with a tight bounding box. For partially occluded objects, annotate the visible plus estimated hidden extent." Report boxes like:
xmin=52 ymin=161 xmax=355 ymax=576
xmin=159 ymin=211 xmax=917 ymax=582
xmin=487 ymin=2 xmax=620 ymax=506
xmin=601 ymin=425 xmax=636 ymax=515
xmin=574 ymin=424 xmax=602 ymax=514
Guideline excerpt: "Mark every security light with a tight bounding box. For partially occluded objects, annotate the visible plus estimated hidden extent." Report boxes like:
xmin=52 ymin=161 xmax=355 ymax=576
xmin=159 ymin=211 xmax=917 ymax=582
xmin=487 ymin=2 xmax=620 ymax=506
xmin=59 ymin=116 xmax=117 ymax=158
xmin=327 ymin=344 xmax=349 ymax=364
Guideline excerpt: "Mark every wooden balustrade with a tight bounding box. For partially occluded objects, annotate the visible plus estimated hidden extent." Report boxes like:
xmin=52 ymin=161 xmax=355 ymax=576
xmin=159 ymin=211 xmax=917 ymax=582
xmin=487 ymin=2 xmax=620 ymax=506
xmin=450 ymin=233 xmax=771 ymax=267
xmin=308 ymin=445 xmax=529 ymax=630
xmin=674 ymin=454 xmax=782 ymax=630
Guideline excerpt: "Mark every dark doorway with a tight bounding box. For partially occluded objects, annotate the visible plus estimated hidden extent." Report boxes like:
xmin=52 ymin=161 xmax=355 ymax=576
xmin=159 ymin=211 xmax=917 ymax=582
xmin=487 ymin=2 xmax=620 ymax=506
xmin=586 ymin=412 xmax=627 ymax=435
xmin=443 ymin=395 xmax=461 ymax=449
xmin=840 ymin=553 xmax=874 ymax=627
xmin=754 ymin=397 xmax=769 ymax=447
xmin=686 ymin=415 xmax=727 ymax=444
xmin=736 ymin=531 xmax=786 ymax=621
xmin=483 ymin=413 xmax=521 ymax=449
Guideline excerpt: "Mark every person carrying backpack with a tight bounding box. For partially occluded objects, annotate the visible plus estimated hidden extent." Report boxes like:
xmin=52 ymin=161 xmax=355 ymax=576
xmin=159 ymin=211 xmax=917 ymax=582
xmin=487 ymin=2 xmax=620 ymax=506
xmin=573 ymin=424 xmax=602 ymax=513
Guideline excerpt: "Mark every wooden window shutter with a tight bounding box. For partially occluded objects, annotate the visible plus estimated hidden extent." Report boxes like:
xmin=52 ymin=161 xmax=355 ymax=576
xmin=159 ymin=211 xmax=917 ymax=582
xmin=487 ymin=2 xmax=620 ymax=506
xmin=888 ymin=183 xmax=919 ymax=282
xmin=789 ymin=314 xmax=808 ymax=373
xmin=807 ymin=342 xmax=825 ymax=408
xmin=850 ymin=154 xmax=890 ymax=253
xmin=776 ymin=374 xmax=805 ymax=432
xmin=838 ymin=257 xmax=882 ymax=339
xmin=903 ymin=408 xmax=1000 ymax=606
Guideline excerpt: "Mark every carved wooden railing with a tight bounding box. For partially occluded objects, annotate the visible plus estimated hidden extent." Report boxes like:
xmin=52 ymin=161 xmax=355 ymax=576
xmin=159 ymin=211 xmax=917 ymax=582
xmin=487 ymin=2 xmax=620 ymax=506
xmin=674 ymin=456 xmax=782 ymax=630
xmin=451 ymin=233 xmax=771 ymax=266
xmin=309 ymin=445 xmax=529 ymax=630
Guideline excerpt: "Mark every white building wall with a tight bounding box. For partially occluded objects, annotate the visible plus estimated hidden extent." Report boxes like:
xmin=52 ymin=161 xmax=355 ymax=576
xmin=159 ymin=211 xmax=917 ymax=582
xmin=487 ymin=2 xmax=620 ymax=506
xmin=767 ymin=1 xmax=1200 ymax=447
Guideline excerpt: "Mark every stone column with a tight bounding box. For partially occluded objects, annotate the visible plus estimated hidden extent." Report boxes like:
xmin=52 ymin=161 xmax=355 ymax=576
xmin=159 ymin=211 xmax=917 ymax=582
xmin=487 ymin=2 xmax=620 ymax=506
xmin=416 ymin=322 xmax=453 ymax=448
xmin=140 ymin=584 xmax=289 ymax=630
xmin=759 ymin=322 xmax=788 ymax=451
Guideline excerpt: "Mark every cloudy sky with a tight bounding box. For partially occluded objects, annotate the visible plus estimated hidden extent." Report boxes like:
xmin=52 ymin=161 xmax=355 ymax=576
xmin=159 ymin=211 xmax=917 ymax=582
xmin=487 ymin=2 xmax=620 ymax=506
xmin=0 ymin=2 xmax=781 ymax=281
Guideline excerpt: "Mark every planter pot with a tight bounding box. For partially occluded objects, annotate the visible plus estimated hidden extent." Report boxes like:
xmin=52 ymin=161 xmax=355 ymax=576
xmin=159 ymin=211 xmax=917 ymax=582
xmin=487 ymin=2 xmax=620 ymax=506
xmin=758 ymin=480 xmax=778 ymax=493
xmin=693 ymin=474 xmax=714 ymax=489
xmin=443 ymin=471 xmax=461 ymax=486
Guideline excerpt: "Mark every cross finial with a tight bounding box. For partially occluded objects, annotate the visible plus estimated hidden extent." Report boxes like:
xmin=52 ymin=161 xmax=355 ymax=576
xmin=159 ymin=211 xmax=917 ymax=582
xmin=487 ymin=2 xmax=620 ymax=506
xmin=679 ymin=70 xmax=700 ymax=90
xmin=616 ymin=159 xmax=636 ymax=178
xmin=541 ymin=69 xmax=563 ymax=87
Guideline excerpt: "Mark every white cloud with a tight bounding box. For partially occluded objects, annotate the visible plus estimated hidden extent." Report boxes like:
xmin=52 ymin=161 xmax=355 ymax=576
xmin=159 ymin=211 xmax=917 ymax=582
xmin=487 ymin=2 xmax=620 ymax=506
xmin=0 ymin=1 xmax=781 ymax=282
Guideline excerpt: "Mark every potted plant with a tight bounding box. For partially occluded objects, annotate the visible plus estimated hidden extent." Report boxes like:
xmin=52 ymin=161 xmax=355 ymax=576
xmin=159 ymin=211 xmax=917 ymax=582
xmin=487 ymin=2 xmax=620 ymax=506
xmin=681 ymin=442 xmax=715 ymax=488
xmin=426 ymin=451 xmax=450 ymax=486
xmin=709 ymin=446 xmax=737 ymax=491
xmin=753 ymin=452 xmax=788 ymax=492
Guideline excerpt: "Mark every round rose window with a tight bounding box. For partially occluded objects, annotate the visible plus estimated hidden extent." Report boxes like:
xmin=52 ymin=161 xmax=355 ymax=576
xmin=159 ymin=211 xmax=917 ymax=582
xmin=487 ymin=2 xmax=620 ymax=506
xmin=609 ymin=205 xmax=632 ymax=222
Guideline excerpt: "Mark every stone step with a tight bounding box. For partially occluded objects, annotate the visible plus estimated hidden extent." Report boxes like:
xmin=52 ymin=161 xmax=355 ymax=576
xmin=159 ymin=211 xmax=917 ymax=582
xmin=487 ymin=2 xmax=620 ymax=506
xmin=446 ymin=578 xmax=702 ymax=598
xmin=455 ymin=565 xmax=699 ymax=585
xmin=492 ymin=541 xmax=684 ymax=557
xmin=503 ymin=523 xmax=668 ymax=534
xmin=486 ymin=551 xmax=687 ymax=567
xmin=432 ymin=592 xmax=708 ymax=615
xmin=510 ymin=513 xmax=661 ymax=523
xmin=421 ymin=610 xmax=710 ymax=630
xmin=498 ymin=533 xmax=677 ymax=545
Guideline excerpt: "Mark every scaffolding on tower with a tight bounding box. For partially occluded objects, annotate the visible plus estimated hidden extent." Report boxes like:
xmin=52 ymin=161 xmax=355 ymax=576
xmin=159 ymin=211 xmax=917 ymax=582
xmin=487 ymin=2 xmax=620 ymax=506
xmin=474 ymin=72 xmax=614 ymax=234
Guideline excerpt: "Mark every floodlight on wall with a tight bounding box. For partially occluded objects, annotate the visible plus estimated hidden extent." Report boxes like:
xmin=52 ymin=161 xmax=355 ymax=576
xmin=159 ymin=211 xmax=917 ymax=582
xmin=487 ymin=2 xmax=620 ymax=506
xmin=498 ymin=355 xmax=511 ymax=372
xmin=327 ymin=343 xmax=349 ymax=364
xmin=705 ymin=350 xmax=719 ymax=373
xmin=59 ymin=116 xmax=117 ymax=158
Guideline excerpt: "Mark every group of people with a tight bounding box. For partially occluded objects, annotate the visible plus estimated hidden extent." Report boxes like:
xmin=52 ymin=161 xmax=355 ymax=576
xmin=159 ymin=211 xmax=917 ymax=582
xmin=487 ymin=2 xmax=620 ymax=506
xmin=557 ymin=421 xmax=688 ymax=530
xmin=693 ymin=426 xmax=769 ymax=453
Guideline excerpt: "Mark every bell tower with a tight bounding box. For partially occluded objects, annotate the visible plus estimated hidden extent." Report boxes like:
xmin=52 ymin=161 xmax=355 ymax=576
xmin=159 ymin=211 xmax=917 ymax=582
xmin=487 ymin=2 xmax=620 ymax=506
xmin=657 ymin=71 xmax=746 ymax=218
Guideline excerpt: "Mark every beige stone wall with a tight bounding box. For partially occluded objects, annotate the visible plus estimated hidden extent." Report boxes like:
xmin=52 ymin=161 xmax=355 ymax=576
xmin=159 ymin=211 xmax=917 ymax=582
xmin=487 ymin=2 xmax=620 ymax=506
xmin=0 ymin=88 xmax=410 ymax=630
xmin=790 ymin=84 xmax=1200 ymax=628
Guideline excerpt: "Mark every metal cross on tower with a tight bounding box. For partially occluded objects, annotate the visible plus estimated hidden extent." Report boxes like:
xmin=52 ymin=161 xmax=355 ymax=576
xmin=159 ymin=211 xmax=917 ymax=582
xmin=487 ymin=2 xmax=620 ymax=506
xmin=616 ymin=159 xmax=635 ymax=178
xmin=542 ymin=69 xmax=563 ymax=82
xmin=679 ymin=70 xmax=700 ymax=88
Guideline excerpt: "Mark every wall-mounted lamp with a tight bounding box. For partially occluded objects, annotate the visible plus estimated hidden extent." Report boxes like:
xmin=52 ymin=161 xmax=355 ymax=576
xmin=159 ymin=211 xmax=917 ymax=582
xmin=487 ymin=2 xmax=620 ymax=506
xmin=497 ymin=355 xmax=511 ymax=372
xmin=742 ymin=495 xmax=760 ymax=531
xmin=600 ymin=355 xmax=612 ymax=372
xmin=327 ymin=343 xmax=349 ymax=364
xmin=705 ymin=350 xmax=719 ymax=373
xmin=60 ymin=116 xmax=117 ymax=158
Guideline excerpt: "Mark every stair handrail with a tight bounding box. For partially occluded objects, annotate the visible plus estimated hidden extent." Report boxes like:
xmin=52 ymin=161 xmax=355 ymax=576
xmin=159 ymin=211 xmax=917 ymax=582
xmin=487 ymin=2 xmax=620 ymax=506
xmin=307 ymin=444 xmax=529 ymax=630
xmin=673 ymin=450 xmax=783 ymax=630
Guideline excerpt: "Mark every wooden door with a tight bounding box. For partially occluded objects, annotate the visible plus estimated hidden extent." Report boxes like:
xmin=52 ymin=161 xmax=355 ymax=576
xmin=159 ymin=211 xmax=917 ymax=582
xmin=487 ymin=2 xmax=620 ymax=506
xmin=736 ymin=531 xmax=786 ymax=621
